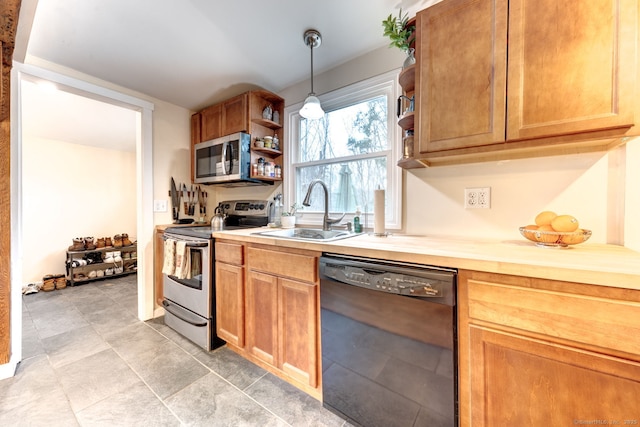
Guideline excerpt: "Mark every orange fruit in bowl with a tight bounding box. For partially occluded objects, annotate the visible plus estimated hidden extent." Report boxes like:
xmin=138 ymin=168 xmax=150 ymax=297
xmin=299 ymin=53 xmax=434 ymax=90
xmin=535 ymin=211 xmax=557 ymax=226
xmin=535 ymin=224 xmax=560 ymax=243
xmin=551 ymin=214 xmax=579 ymax=232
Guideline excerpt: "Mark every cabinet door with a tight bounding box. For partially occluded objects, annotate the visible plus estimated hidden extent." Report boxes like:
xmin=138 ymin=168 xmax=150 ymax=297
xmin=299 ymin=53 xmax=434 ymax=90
xmin=507 ymin=0 xmax=636 ymax=140
xmin=215 ymin=262 xmax=245 ymax=347
xmin=467 ymin=326 xmax=640 ymax=426
xmin=222 ymin=93 xmax=248 ymax=136
xmin=200 ymin=103 xmax=222 ymax=141
xmin=246 ymin=270 xmax=278 ymax=365
xmin=416 ymin=0 xmax=508 ymax=153
xmin=278 ymin=278 xmax=318 ymax=388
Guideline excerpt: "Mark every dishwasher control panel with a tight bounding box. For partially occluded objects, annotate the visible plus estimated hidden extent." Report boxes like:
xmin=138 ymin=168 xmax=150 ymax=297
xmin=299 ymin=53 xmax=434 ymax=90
xmin=320 ymin=255 xmax=455 ymax=305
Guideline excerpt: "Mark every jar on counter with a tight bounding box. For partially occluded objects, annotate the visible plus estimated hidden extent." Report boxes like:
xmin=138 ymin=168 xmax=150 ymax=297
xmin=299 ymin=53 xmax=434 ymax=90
xmin=274 ymin=164 xmax=282 ymax=178
xmin=263 ymin=136 xmax=273 ymax=149
xmin=272 ymin=134 xmax=279 ymax=151
xmin=252 ymin=163 xmax=258 ymax=176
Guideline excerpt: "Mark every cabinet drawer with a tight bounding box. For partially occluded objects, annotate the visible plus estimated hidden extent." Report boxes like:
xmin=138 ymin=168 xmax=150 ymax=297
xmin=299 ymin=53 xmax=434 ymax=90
xmin=215 ymin=241 xmax=244 ymax=265
xmin=248 ymin=247 xmax=317 ymax=283
xmin=464 ymin=272 xmax=640 ymax=357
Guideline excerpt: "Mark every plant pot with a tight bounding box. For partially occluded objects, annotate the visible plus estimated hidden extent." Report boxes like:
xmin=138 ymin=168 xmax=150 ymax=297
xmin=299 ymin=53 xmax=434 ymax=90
xmin=281 ymin=216 xmax=296 ymax=229
xmin=403 ymin=48 xmax=416 ymax=69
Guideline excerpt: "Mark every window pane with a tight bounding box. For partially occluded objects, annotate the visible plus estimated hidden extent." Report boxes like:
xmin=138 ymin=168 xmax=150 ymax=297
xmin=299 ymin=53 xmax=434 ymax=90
xmin=299 ymin=95 xmax=388 ymax=162
xmin=296 ymin=157 xmax=388 ymax=214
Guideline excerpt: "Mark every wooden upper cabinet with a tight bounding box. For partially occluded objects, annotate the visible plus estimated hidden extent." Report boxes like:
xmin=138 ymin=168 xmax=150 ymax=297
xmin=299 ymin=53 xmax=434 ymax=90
xmin=197 ymin=93 xmax=248 ymax=142
xmin=221 ymin=93 xmax=248 ymax=136
xmin=200 ymin=103 xmax=222 ymax=141
xmin=507 ymin=0 xmax=637 ymax=140
xmin=409 ymin=0 xmax=638 ymax=166
xmin=417 ymin=0 xmax=508 ymax=154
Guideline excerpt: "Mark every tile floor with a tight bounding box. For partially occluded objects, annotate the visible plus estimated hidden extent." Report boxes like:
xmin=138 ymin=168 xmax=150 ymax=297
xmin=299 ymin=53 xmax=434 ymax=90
xmin=1 ymin=275 xmax=348 ymax=426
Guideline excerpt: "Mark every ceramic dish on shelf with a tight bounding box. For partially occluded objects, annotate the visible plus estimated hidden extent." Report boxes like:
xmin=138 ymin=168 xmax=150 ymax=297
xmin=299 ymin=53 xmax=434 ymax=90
xmin=519 ymin=226 xmax=592 ymax=248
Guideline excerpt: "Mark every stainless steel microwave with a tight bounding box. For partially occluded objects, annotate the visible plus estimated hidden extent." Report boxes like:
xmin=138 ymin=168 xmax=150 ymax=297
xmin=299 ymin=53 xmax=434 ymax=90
xmin=193 ymin=132 xmax=267 ymax=187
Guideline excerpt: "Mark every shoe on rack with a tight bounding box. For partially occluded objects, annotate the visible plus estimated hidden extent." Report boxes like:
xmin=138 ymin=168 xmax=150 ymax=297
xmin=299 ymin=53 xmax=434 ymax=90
xmin=105 ymin=268 xmax=114 ymax=276
xmin=96 ymin=270 xmax=104 ymax=277
xmin=105 ymin=237 xmax=113 ymax=247
xmin=121 ymin=233 xmax=133 ymax=246
xmin=68 ymin=238 xmax=85 ymax=252
xmin=84 ymin=237 xmax=96 ymax=251
xmin=54 ymin=274 xmax=67 ymax=290
xmin=42 ymin=275 xmax=56 ymax=291
xmin=95 ymin=237 xmax=106 ymax=249
xmin=122 ymin=252 xmax=130 ymax=260
xmin=88 ymin=271 xmax=97 ymax=279
xmin=104 ymin=251 xmax=115 ymax=263
xmin=113 ymin=235 xmax=123 ymax=248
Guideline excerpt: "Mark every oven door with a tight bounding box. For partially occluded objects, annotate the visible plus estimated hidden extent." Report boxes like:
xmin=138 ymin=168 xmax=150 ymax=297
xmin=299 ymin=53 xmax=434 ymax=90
xmin=163 ymin=235 xmax=212 ymax=318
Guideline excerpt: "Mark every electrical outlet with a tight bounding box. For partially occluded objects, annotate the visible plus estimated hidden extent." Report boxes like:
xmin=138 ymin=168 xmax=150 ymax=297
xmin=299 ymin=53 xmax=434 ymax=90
xmin=464 ymin=187 xmax=491 ymax=209
xmin=154 ymin=199 xmax=168 ymax=212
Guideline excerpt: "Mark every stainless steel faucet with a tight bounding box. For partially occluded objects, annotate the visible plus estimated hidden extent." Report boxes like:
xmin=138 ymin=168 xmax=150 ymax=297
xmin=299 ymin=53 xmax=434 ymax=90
xmin=302 ymin=179 xmax=346 ymax=231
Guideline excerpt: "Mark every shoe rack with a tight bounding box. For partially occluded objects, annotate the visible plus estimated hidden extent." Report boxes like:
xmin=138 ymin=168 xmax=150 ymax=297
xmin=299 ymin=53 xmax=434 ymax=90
xmin=65 ymin=244 xmax=137 ymax=286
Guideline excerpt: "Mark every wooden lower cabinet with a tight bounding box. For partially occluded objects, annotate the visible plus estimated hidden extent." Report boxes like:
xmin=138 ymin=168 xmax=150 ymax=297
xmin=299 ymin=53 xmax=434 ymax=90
xmin=246 ymin=270 xmax=278 ymax=365
xmin=467 ymin=326 xmax=640 ymax=426
xmin=278 ymin=277 xmax=318 ymax=388
xmin=215 ymin=241 xmax=321 ymax=399
xmin=458 ymin=270 xmax=640 ymax=426
xmin=215 ymin=261 xmax=245 ymax=347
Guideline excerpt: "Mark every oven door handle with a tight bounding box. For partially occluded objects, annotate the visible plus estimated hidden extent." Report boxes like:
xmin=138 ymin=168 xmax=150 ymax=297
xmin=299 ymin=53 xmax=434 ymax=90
xmin=162 ymin=300 xmax=208 ymax=327
xmin=162 ymin=236 xmax=208 ymax=247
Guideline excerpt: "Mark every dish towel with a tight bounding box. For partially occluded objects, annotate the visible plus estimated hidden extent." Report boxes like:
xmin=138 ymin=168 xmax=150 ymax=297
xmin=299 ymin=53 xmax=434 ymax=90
xmin=162 ymin=238 xmax=176 ymax=275
xmin=174 ymin=241 xmax=191 ymax=280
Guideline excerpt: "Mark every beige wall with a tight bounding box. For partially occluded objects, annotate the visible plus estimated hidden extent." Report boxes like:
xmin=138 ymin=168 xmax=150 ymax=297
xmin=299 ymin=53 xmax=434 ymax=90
xmin=281 ymin=46 xmax=640 ymax=249
xmin=21 ymin=137 xmax=136 ymax=283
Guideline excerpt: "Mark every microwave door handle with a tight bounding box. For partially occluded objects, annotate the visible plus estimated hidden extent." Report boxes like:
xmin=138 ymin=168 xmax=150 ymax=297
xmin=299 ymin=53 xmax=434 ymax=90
xmin=221 ymin=142 xmax=229 ymax=175
xmin=227 ymin=143 xmax=234 ymax=175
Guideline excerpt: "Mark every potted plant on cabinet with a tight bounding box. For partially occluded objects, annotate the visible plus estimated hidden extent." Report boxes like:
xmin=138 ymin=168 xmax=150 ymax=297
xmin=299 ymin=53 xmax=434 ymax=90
xmin=382 ymin=8 xmax=416 ymax=68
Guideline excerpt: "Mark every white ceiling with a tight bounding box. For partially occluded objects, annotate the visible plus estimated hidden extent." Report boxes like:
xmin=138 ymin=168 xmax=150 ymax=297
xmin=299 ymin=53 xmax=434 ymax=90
xmin=19 ymin=0 xmax=435 ymax=150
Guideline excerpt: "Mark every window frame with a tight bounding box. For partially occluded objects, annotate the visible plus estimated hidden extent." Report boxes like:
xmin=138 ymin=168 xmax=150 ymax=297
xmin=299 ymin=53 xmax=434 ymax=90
xmin=283 ymin=69 xmax=403 ymax=230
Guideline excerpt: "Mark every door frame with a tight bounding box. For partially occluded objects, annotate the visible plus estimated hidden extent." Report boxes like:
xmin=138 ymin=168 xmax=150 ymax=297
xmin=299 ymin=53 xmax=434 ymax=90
xmin=3 ymin=62 xmax=155 ymax=378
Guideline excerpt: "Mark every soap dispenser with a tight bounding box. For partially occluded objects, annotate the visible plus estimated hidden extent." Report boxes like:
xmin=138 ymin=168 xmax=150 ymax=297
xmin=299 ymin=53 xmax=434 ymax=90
xmin=353 ymin=206 xmax=362 ymax=233
xmin=273 ymin=194 xmax=283 ymax=227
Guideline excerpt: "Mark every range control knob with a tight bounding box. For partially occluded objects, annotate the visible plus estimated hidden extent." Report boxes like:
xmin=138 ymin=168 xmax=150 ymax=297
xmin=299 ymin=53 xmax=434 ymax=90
xmin=258 ymin=204 xmax=265 ymax=210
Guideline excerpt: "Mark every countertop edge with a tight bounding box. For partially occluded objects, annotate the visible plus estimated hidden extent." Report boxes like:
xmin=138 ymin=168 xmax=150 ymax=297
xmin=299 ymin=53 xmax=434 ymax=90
xmin=207 ymin=228 xmax=640 ymax=291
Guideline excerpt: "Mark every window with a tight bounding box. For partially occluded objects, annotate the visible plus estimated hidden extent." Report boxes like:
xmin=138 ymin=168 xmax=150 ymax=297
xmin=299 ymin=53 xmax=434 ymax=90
xmin=284 ymin=70 xmax=402 ymax=229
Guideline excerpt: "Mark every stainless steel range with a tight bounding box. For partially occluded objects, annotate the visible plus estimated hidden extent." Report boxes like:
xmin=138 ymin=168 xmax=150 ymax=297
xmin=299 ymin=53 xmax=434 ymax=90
xmin=162 ymin=199 xmax=270 ymax=350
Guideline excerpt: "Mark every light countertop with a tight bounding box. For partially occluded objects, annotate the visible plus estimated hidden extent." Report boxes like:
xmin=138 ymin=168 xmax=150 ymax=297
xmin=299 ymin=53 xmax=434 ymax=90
xmin=211 ymin=227 xmax=640 ymax=290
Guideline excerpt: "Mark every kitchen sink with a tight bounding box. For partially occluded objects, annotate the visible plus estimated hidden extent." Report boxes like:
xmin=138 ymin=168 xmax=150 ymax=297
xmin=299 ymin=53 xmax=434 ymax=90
xmin=252 ymin=228 xmax=358 ymax=242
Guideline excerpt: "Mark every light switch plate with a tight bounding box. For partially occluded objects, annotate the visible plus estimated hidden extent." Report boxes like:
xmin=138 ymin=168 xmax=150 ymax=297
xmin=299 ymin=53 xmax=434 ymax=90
xmin=154 ymin=199 xmax=168 ymax=212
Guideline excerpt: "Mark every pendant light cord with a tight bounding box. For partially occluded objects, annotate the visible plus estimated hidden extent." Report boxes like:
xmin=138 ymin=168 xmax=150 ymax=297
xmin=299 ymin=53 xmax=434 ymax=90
xmin=309 ymin=43 xmax=315 ymax=95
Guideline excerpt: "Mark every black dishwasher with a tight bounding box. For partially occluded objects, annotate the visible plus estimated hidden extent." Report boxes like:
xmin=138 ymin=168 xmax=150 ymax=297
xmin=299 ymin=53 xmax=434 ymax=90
xmin=319 ymin=254 xmax=457 ymax=427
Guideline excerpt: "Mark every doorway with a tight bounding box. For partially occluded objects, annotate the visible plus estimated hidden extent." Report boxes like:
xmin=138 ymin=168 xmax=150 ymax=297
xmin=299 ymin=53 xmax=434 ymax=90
xmin=10 ymin=63 xmax=155 ymax=370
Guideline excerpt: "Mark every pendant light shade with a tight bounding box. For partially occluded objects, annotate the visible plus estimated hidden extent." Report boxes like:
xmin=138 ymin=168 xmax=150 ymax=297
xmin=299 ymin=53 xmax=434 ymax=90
xmin=300 ymin=29 xmax=324 ymax=119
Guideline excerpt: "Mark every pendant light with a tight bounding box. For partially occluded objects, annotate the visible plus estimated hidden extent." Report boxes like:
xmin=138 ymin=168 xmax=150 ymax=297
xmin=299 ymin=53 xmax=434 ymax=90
xmin=299 ymin=29 xmax=325 ymax=120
